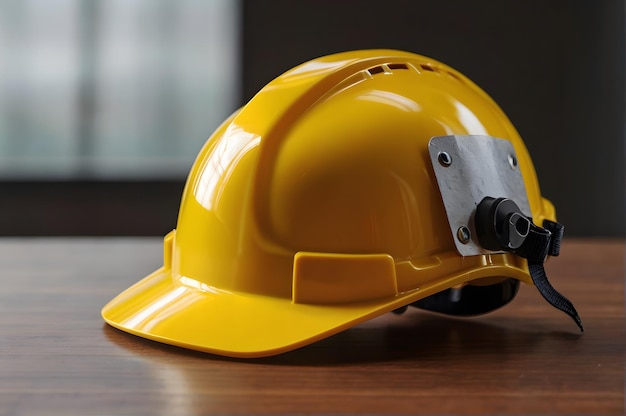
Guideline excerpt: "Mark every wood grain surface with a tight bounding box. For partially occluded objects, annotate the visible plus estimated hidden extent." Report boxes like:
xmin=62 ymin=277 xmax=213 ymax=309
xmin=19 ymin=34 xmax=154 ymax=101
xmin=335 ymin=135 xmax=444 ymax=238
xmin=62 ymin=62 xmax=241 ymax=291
xmin=0 ymin=238 xmax=623 ymax=415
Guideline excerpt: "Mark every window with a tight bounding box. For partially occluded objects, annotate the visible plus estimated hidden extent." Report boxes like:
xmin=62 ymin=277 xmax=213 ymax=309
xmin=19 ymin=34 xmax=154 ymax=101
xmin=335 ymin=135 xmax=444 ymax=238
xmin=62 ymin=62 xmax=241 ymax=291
xmin=0 ymin=0 xmax=240 ymax=179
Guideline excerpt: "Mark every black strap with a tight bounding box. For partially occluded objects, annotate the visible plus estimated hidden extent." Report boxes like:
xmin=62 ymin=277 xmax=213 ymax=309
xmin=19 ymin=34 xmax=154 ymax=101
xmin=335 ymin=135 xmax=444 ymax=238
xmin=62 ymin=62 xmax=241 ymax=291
xmin=516 ymin=221 xmax=584 ymax=332
xmin=544 ymin=219 xmax=564 ymax=256
xmin=528 ymin=263 xmax=584 ymax=331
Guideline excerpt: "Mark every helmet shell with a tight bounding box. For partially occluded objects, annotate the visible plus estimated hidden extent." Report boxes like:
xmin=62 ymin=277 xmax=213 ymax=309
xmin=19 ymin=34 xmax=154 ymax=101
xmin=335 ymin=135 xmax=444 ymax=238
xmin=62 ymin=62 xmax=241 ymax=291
xmin=102 ymin=50 xmax=557 ymax=357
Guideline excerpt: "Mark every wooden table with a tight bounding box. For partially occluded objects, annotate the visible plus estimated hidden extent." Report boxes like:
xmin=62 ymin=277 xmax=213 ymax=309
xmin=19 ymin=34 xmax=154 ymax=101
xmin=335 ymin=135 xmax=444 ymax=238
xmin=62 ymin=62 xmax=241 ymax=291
xmin=1 ymin=238 xmax=623 ymax=415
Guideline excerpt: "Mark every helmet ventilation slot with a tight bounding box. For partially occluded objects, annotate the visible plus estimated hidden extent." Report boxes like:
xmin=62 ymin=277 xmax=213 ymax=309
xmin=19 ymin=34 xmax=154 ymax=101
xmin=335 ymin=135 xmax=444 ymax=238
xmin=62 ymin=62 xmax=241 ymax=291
xmin=367 ymin=63 xmax=410 ymax=76
xmin=367 ymin=66 xmax=385 ymax=75
xmin=445 ymin=70 xmax=464 ymax=83
xmin=418 ymin=63 xmax=465 ymax=84
xmin=387 ymin=63 xmax=409 ymax=70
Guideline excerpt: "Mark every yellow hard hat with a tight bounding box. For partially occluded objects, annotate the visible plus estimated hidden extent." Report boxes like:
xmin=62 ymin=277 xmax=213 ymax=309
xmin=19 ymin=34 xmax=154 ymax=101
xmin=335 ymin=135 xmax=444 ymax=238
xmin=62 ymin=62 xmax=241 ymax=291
xmin=102 ymin=49 xmax=582 ymax=358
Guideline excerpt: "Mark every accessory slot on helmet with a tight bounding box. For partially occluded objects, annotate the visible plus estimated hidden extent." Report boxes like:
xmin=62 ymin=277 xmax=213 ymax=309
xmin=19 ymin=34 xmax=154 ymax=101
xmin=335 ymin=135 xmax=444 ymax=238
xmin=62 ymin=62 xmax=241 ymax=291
xmin=428 ymin=135 xmax=532 ymax=256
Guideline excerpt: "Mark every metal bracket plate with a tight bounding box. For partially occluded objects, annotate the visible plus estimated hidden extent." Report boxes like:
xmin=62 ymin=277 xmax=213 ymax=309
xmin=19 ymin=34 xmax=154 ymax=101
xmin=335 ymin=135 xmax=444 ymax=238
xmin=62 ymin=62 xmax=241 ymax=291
xmin=428 ymin=135 xmax=531 ymax=256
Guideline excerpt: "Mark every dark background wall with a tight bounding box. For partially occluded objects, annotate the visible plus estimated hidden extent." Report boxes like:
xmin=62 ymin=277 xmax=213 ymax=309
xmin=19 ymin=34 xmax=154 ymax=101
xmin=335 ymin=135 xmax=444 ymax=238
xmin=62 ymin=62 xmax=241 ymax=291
xmin=242 ymin=0 xmax=625 ymax=238
xmin=1 ymin=0 xmax=624 ymax=237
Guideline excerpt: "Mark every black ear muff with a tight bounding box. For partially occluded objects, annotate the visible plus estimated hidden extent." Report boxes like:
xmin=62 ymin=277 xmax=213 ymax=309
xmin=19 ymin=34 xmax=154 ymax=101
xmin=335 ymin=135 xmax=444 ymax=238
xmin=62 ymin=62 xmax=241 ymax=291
xmin=410 ymin=278 xmax=520 ymax=316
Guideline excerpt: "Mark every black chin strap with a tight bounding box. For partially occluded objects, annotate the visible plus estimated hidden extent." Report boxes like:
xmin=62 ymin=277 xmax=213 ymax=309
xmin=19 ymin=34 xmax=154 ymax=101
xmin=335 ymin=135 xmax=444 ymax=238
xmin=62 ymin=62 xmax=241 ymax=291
xmin=475 ymin=197 xmax=584 ymax=332
xmin=517 ymin=220 xmax=584 ymax=331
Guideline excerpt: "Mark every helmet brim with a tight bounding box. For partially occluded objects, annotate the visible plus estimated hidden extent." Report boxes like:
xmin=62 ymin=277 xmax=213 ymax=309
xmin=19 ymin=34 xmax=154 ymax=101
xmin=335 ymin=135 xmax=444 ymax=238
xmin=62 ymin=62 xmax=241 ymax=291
xmin=102 ymin=261 xmax=531 ymax=358
xmin=102 ymin=267 xmax=426 ymax=358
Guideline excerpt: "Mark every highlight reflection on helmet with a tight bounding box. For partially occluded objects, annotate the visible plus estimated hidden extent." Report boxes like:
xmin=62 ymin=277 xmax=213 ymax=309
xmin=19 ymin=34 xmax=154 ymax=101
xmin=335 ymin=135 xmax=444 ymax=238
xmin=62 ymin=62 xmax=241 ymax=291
xmin=102 ymin=49 xmax=581 ymax=358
